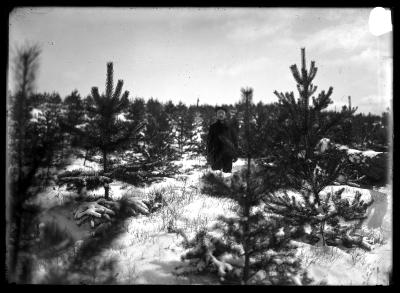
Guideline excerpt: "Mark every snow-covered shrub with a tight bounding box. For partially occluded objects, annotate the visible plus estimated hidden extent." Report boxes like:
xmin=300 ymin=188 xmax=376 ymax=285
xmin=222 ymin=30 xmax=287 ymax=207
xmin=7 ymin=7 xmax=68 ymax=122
xmin=266 ymin=186 xmax=374 ymax=250
xmin=118 ymin=190 xmax=164 ymax=217
xmin=358 ymin=226 xmax=385 ymax=245
xmin=176 ymin=158 xmax=310 ymax=285
xmin=57 ymin=169 xmax=113 ymax=197
xmin=176 ymin=214 xmax=311 ymax=285
xmin=200 ymin=171 xmax=235 ymax=198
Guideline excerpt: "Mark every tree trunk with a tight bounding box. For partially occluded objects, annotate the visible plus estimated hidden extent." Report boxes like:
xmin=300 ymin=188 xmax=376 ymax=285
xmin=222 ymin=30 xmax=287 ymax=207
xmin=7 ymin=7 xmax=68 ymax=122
xmin=60 ymin=134 xmax=64 ymax=162
xmin=46 ymin=159 xmax=51 ymax=183
xmin=103 ymin=150 xmax=109 ymax=199
xmin=83 ymin=147 xmax=89 ymax=166
xmin=12 ymin=99 xmax=25 ymax=281
xmin=320 ymin=221 xmax=326 ymax=246
xmin=9 ymin=196 xmax=22 ymax=282
xmin=242 ymin=201 xmax=250 ymax=284
xmin=242 ymin=89 xmax=252 ymax=284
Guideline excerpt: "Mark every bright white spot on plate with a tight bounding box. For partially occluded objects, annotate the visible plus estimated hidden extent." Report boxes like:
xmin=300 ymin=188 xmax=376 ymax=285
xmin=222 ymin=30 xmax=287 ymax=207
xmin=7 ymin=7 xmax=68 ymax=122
xmin=369 ymin=7 xmax=392 ymax=36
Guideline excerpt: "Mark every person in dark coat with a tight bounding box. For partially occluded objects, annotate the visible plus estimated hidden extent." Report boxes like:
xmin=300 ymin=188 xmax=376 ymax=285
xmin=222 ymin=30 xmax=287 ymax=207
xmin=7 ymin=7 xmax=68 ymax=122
xmin=207 ymin=107 xmax=238 ymax=173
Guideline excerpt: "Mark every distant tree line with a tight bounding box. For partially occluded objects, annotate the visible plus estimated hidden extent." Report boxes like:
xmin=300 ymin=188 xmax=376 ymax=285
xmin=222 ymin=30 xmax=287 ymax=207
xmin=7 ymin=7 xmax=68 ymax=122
xmin=12 ymin=76 xmax=390 ymax=184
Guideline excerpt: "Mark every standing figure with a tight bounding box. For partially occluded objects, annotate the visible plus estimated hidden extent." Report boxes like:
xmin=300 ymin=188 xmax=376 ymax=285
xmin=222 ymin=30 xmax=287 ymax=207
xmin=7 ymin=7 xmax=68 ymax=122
xmin=207 ymin=107 xmax=238 ymax=173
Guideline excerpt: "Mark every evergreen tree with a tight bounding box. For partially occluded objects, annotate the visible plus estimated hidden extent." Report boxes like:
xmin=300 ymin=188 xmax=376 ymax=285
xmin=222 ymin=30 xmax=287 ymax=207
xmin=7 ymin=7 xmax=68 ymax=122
xmin=264 ymin=48 xmax=373 ymax=249
xmin=60 ymin=62 xmax=144 ymax=199
xmin=122 ymin=97 xmax=147 ymax=159
xmin=62 ymin=90 xmax=85 ymax=149
xmin=143 ymin=98 xmax=174 ymax=160
xmin=138 ymin=98 xmax=178 ymax=178
xmin=249 ymin=102 xmax=281 ymax=159
xmin=178 ymin=88 xmax=308 ymax=285
xmin=199 ymin=104 xmax=216 ymax=157
xmin=231 ymin=102 xmax=247 ymax=158
xmin=7 ymin=43 xmax=50 ymax=282
xmin=126 ymin=97 xmax=146 ymax=127
xmin=164 ymin=100 xmax=176 ymax=116
xmin=173 ymin=101 xmax=189 ymax=156
xmin=357 ymin=112 xmax=389 ymax=151
xmin=186 ymin=107 xmax=205 ymax=157
xmin=340 ymin=96 xmax=358 ymax=145
xmin=110 ymin=98 xmax=179 ymax=186
xmin=108 ymin=96 xmax=152 ymax=186
xmin=31 ymin=92 xmax=64 ymax=180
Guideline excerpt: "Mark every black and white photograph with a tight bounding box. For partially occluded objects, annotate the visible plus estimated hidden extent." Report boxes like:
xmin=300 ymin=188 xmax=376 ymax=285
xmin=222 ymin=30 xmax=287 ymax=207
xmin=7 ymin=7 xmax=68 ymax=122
xmin=6 ymin=7 xmax=393 ymax=285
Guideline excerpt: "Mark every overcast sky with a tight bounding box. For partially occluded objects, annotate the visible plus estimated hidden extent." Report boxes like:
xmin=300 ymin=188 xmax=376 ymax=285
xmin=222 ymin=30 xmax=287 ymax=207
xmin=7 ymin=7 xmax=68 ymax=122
xmin=8 ymin=7 xmax=392 ymax=114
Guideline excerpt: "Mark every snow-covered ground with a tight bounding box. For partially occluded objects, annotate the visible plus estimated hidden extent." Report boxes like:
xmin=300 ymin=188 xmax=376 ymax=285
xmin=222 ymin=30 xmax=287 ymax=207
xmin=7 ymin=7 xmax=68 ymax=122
xmin=30 ymin=154 xmax=392 ymax=285
xmin=295 ymin=240 xmax=392 ymax=285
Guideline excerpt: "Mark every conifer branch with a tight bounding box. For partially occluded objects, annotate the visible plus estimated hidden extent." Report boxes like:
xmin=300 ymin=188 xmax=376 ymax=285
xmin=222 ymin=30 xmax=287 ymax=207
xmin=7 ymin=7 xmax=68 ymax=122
xmin=289 ymin=65 xmax=302 ymax=84
xmin=105 ymin=62 xmax=114 ymax=98
xmin=112 ymin=79 xmax=124 ymax=101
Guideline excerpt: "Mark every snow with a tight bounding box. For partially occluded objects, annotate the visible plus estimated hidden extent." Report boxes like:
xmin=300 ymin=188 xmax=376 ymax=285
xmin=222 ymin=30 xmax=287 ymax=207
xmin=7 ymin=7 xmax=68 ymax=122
xmin=30 ymin=152 xmax=392 ymax=285
xmin=29 ymin=108 xmax=43 ymax=123
xmin=110 ymin=232 xmax=218 ymax=284
xmin=291 ymin=184 xmax=392 ymax=285
xmin=362 ymin=150 xmax=383 ymax=158
xmin=63 ymin=156 xmax=102 ymax=173
xmin=334 ymin=142 xmax=382 ymax=158
xmin=30 ymin=108 xmax=43 ymax=118
xmin=273 ymin=185 xmax=378 ymax=208
xmin=316 ymin=138 xmax=332 ymax=153
xmin=317 ymin=138 xmax=385 ymax=160
xmin=320 ymin=185 xmax=373 ymax=203
xmin=337 ymin=145 xmax=349 ymax=151
xmin=295 ymin=241 xmax=391 ymax=285
xmin=75 ymin=122 xmax=89 ymax=129
xmin=346 ymin=148 xmax=362 ymax=155
xmin=116 ymin=113 xmax=128 ymax=121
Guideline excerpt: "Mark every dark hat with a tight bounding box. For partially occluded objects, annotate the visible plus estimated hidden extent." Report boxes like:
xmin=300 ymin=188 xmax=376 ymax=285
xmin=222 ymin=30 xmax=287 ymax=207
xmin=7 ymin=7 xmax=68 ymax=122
xmin=215 ymin=106 xmax=227 ymax=113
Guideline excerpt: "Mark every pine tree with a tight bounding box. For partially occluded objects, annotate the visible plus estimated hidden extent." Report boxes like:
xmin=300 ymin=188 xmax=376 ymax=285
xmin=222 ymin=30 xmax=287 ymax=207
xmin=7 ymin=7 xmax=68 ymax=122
xmin=176 ymin=105 xmax=201 ymax=157
xmin=141 ymin=98 xmax=177 ymax=177
xmin=62 ymin=90 xmax=85 ymax=149
xmin=187 ymin=107 xmax=205 ymax=157
xmin=60 ymin=62 xmax=144 ymax=199
xmin=178 ymin=88 xmax=308 ymax=285
xmin=248 ymin=102 xmax=281 ymax=159
xmin=125 ymin=97 xmax=146 ymax=128
xmin=173 ymin=101 xmax=189 ymax=156
xmin=241 ymin=88 xmax=253 ymax=282
xmin=110 ymin=98 xmax=179 ymax=186
xmin=231 ymin=102 xmax=247 ymax=158
xmin=108 ymin=97 xmax=148 ymax=186
xmin=264 ymin=48 xmax=373 ymax=250
xmin=199 ymin=105 xmax=217 ymax=157
xmin=328 ymin=96 xmax=358 ymax=146
xmin=31 ymin=92 xmax=64 ymax=181
xmin=122 ymin=96 xmax=147 ymax=160
xmin=7 ymin=43 xmax=51 ymax=282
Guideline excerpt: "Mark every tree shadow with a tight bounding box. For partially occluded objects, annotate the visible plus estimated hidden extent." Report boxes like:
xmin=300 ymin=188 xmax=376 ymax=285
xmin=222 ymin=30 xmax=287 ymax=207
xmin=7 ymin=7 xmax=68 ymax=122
xmin=138 ymin=259 xmax=219 ymax=285
xmin=37 ymin=200 xmax=138 ymax=284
